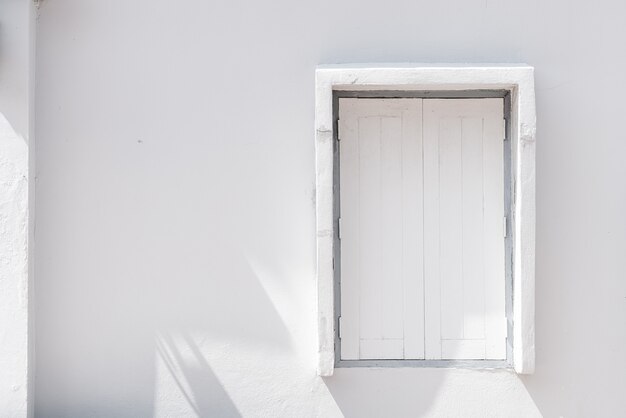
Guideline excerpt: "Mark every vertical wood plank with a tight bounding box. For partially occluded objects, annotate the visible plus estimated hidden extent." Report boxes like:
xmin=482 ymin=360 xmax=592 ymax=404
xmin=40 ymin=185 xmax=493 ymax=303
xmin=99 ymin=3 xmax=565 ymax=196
xmin=483 ymin=110 xmax=507 ymax=360
xmin=423 ymin=101 xmax=442 ymax=359
xmin=338 ymin=100 xmax=360 ymax=360
xmin=380 ymin=117 xmax=404 ymax=340
xmin=462 ymin=117 xmax=486 ymax=340
xmin=402 ymin=101 xmax=425 ymax=359
xmin=358 ymin=116 xmax=383 ymax=342
xmin=439 ymin=117 xmax=464 ymax=342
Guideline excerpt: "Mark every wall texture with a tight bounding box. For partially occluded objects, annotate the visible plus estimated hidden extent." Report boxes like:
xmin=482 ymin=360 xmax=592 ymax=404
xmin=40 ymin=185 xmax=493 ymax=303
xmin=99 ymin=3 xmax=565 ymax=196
xmin=33 ymin=0 xmax=626 ymax=417
xmin=0 ymin=0 xmax=35 ymax=416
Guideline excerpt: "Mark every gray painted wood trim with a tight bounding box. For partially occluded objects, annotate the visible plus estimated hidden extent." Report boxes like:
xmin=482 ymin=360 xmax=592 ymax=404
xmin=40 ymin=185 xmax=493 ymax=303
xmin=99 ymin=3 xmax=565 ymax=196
xmin=503 ymin=92 xmax=514 ymax=367
xmin=334 ymin=89 xmax=509 ymax=99
xmin=332 ymin=92 xmax=342 ymax=364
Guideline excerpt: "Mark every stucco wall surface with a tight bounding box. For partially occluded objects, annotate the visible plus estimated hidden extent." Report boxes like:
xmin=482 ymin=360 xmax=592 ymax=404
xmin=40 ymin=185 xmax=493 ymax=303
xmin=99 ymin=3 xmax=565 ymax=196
xmin=33 ymin=0 xmax=626 ymax=417
xmin=0 ymin=115 xmax=29 ymax=417
xmin=0 ymin=0 xmax=34 ymax=416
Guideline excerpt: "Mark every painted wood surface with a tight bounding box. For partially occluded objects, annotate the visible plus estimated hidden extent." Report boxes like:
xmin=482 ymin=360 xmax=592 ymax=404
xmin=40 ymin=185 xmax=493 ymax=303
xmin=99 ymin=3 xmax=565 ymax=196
xmin=423 ymin=99 xmax=505 ymax=360
xmin=339 ymin=98 xmax=424 ymax=360
xmin=340 ymin=97 xmax=506 ymax=361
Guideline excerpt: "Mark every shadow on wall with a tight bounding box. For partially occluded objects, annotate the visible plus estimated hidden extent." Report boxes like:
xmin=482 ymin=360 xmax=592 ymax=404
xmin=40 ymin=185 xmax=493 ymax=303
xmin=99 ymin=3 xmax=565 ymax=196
xmin=324 ymin=367 xmax=543 ymax=418
xmin=34 ymin=201 xmax=293 ymax=417
xmin=143 ymin=244 xmax=295 ymax=416
xmin=156 ymin=331 xmax=241 ymax=417
xmin=324 ymin=368 xmax=443 ymax=418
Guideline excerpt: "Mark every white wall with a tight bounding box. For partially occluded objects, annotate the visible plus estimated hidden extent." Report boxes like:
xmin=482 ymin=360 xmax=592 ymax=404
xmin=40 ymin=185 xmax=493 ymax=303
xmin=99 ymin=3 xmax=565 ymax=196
xmin=33 ymin=0 xmax=626 ymax=417
xmin=0 ymin=1 xmax=35 ymax=416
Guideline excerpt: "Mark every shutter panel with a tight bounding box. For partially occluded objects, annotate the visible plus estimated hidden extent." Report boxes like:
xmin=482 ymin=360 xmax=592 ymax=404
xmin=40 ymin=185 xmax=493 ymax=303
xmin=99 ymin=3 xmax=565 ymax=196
xmin=339 ymin=98 xmax=424 ymax=360
xmin=423 ymin=99 xmax=506 ymax=360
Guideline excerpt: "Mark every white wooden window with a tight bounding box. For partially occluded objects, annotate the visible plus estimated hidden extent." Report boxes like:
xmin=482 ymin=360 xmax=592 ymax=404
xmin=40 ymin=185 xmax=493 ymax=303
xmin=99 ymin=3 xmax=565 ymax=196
xmin=315 ymin=65 xmax=536 ymax=376
xmin=339 ymin=98 xmax=507 ymax=362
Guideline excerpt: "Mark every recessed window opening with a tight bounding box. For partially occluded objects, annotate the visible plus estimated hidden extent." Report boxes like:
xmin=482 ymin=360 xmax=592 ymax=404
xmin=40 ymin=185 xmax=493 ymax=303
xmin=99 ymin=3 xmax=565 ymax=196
xmin=315 ymin=65 xmax=536 ymax=376
xmin=333 ymin=90 xmax=513 ymax=368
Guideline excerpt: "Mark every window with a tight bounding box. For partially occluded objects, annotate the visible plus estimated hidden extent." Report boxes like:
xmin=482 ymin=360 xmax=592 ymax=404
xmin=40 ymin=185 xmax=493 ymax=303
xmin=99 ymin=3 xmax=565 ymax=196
xmin=315 ymin=65 xmax=536 ymax=376
xmin=338 ymin=96 xmax=508 ymax=365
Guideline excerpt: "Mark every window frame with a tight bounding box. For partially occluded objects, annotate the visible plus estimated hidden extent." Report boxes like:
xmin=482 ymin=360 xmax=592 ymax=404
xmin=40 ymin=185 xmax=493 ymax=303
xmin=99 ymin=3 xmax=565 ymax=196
xmin=333 ymin=91 xmax=512 ymax=369
xmin=315 ymin=65 xmax=536 ymax=376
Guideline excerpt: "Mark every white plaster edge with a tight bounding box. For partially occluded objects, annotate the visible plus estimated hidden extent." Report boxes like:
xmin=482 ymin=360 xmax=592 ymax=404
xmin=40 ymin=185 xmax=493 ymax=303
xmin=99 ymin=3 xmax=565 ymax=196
xmin=0 ymin=2 xmax=37 ymax=415
xmin=511 ymin=69 xmax=536 ymax=375
xmin=314 ymin=64 xmax=536 ymax=376
xmin=0 ymin=114 xmax=30 ymax=414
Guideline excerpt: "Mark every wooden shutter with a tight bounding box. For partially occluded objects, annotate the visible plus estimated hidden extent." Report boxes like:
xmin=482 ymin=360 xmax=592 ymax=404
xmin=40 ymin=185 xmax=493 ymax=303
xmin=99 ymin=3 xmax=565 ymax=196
xmin=339 ymin=98 xmax=425 ymax=360
xmin=339 ymin=97 xmax=506 ymax=361
xmin=423 ymin=99 xmax=506 ymax=360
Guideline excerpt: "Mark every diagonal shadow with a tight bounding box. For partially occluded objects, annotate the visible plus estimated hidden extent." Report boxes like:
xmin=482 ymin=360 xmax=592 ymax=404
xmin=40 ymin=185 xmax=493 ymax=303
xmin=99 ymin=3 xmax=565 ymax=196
xmin=156 ymin=330 xmax=241 ymax=417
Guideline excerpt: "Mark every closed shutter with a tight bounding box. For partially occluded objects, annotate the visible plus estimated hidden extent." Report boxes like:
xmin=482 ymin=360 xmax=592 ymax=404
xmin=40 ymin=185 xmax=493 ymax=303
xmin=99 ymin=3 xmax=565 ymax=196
xmin=423 ymin=99 xmax=506 ymax=360
xmin=339 ymin=97 xmax=506 ymax=361
xmin=339 ymin=99 xmax=424 ymax=360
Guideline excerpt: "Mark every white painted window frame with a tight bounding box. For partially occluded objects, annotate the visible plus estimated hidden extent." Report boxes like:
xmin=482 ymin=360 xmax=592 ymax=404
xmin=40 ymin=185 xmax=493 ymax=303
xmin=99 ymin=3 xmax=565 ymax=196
xmin=315 ymin=64 xmax=536 ymax=376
